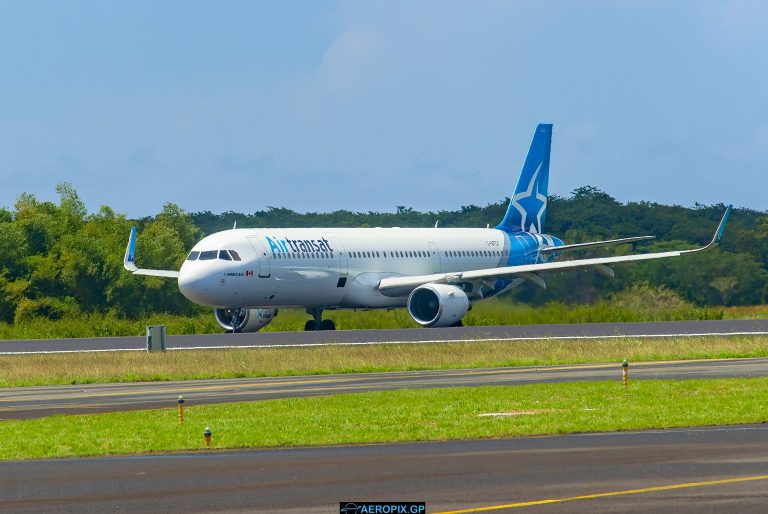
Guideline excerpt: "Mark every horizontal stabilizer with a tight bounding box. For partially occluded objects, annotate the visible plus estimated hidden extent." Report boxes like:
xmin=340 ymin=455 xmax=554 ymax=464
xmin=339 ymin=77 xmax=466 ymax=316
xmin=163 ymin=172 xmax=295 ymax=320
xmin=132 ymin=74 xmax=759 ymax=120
xmin=540 ymin=235 xmax=655 ymax=254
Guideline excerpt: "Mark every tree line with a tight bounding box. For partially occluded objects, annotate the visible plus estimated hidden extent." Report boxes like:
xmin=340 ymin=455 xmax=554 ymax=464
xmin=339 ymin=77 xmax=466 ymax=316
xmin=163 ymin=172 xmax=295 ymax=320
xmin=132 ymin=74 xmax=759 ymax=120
xmin=0 ymin=183 xmax=764 ymax=324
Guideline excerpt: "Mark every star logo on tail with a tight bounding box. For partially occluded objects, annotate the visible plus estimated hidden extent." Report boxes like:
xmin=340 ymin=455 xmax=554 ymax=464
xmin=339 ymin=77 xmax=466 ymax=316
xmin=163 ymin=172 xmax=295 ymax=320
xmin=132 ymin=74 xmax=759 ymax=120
xmin=510 ymin=161 xmax=547 ymax=233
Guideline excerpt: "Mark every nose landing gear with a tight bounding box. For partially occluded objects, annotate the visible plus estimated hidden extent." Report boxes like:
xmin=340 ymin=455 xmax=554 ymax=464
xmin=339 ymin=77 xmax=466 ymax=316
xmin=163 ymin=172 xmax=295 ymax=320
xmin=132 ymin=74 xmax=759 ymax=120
xmin=304 ymin=307 xmax=336 ymax=331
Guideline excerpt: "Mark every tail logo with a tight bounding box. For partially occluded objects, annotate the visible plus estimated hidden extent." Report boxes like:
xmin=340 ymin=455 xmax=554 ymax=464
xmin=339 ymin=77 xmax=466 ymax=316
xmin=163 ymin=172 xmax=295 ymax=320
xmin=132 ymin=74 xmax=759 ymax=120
xmin=510 ymin=162 xmax=547 ymax=234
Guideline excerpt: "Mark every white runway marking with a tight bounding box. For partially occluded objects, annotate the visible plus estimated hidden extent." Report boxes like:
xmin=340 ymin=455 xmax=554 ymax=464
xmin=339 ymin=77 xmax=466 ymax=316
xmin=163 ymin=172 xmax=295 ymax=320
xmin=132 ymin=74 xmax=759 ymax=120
xmin=2 ymin=330 xmax=766 ymax=355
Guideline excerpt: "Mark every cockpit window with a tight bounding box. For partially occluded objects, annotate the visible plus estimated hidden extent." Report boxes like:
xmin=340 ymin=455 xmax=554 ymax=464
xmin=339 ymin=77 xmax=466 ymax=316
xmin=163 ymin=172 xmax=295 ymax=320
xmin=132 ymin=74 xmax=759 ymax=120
xmin=187 ymin=251 xmax=200 ymax=261
xmin=199 ymin=250 xmax=217 ymax=260
xmin=218 ymin=250 xmax=232 ymax=261
xmin=228 ymin=250 xmax=241 ymax=261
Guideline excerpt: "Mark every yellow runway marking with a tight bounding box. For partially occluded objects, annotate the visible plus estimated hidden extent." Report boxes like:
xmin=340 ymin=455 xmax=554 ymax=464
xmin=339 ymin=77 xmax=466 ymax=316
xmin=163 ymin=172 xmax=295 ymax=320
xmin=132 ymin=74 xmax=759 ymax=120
xmin=434 ymin=474 xmax=768 ymax=513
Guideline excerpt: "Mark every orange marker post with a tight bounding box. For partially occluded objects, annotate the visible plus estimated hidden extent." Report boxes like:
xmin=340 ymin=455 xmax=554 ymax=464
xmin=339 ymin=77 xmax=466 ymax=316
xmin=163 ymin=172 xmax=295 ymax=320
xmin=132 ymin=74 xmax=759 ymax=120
xmin=178 ymin=395 xmax=185 ymax=424
xmin=204 ymin=427 xmax=212 ymax=447
xmin=622 ymin=359 xmax=629 ymax=387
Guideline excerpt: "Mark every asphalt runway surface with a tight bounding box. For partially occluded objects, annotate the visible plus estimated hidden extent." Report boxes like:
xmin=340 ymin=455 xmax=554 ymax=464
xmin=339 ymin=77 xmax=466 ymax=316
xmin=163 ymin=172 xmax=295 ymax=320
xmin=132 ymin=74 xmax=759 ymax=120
xmin=2 ymin=424 xmax=768 ymax=513
xmin=1 ymin=318 xmax=767 ymax=354
xmin=3 ymin=358 xmax=768 ymax=419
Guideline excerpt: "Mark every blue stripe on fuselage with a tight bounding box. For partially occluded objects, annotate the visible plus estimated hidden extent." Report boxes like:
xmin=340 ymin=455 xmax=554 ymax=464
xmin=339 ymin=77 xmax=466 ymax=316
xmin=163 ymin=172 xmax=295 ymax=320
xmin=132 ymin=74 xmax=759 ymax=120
xmin=502 ymin=230 xmax=565 ymax=267
xmin=483 ymin=230 xmax=564 ymax=299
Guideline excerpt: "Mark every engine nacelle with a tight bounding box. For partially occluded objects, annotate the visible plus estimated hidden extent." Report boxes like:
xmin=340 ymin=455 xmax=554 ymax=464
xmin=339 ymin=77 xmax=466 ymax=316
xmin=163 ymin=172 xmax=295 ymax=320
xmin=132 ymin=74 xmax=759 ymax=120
xmin=214 ymin=308 xmax=278 ymax=333
xmin=407 ymin=284 xmax=470 ymax=327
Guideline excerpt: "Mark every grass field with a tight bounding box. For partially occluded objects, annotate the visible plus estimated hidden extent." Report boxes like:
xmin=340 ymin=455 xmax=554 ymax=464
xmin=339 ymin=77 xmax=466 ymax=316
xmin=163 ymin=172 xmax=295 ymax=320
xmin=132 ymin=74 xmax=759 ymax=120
xmin=2 ymin=378 xmax=767 ymax=460
xmin=0 ymin=288 xmax=729 ymax=339
xmin=1 ymin=336 xmax=767 ymax=387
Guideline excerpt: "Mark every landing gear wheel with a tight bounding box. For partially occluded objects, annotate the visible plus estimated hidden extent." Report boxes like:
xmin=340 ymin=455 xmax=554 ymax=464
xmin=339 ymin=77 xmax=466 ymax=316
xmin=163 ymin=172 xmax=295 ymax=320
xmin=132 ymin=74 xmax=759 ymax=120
xmin=304 ymin=320 xmax=319 ymax=331
xmin=319 ymin=319 xmax=336 ymax=331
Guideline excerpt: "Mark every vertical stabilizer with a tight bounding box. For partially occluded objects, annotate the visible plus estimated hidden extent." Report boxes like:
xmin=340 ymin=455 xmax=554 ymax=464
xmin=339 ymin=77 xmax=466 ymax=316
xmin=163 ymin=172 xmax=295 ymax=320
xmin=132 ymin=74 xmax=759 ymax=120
xmin=497 ymin=123 xmax=553 ymax=234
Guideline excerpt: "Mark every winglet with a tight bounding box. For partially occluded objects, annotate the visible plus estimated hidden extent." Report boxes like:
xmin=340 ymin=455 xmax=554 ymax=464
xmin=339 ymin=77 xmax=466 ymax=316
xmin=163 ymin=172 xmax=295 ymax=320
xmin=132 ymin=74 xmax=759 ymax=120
xmin=710 ymin=204 xmax=731 ymax=247
xmin=686 ymin=205 xmax=731 ymax=254
xmin=124 ymin=226 xmax=138 ymax=272
xmin=122 ymin=226 xmax=181 ymax=278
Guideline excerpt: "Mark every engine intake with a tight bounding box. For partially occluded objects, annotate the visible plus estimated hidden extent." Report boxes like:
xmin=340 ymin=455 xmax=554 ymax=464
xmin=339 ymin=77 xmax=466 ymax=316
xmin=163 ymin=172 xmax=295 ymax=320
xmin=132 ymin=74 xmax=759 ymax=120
xmin=407 ymin=284 xmax=469 ymax=327
xmin=214 ymin=308 xmax=278 ymax=332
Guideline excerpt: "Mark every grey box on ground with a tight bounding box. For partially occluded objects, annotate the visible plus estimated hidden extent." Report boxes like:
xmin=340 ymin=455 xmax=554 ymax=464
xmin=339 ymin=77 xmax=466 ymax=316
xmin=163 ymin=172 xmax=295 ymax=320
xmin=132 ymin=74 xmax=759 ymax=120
xmin=146 ymin=325 xmax=167 ymax=352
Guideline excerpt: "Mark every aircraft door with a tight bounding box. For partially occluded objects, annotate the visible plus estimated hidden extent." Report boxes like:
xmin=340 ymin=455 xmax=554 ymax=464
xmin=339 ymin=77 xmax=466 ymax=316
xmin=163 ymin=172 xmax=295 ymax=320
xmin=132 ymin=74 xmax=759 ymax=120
xmin=428 ymin=242 xmax=441 ymax=273
xmin=327 ymin=236 xmax=348 ymax=280
xmin=247 ymin=237 xmax=271 ymax=278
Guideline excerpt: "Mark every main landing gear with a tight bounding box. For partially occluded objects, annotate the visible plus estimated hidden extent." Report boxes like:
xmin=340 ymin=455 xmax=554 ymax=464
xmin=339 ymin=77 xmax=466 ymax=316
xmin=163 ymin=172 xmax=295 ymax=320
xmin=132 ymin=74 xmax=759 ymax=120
xmin=304 ymin=307 xmax=336 ymax=331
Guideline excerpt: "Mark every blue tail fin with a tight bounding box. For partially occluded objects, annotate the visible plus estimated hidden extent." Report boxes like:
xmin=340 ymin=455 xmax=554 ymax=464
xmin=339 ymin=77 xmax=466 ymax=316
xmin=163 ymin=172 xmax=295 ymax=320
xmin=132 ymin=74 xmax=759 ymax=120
xmin=496 ymin=123 xmax=553 ymax=234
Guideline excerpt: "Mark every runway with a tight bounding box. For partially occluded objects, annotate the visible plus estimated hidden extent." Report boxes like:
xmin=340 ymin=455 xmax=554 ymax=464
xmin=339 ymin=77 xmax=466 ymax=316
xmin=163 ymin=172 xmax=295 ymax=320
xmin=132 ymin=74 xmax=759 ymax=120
xmin=2 ymin=424 xmax=768 ymax=513
xmin=2 ymin=357 xmax=767 ymax=419
xmin=1 ymin=318 xmax=768 ymax=354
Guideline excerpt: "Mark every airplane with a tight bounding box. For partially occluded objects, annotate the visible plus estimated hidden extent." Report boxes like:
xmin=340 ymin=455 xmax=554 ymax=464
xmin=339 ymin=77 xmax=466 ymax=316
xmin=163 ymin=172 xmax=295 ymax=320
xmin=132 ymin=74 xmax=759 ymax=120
xmin=124 ymin=124 xmax=731 ymax=332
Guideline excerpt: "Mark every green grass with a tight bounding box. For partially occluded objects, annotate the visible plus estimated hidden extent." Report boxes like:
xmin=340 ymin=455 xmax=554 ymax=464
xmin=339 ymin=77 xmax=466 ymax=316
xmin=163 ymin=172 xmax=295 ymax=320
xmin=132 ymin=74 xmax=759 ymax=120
xmin=0 ymin=291 xmax=727 ymax=339
xmin=2 ymin=378 xmax=767 ymax=460
xmin=2 ymin=336 xmax=768 ymax=387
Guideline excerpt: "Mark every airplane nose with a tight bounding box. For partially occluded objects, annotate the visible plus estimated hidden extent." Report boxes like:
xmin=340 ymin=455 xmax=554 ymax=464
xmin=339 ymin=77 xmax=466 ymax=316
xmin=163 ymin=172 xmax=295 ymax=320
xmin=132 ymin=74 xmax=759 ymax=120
xmin=178 ymin=264 xmax=217 ymax=306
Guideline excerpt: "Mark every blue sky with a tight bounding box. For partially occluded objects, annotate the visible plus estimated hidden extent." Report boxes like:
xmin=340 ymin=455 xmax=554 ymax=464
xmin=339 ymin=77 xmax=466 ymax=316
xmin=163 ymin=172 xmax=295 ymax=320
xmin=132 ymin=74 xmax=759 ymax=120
xmin=1 ymin=1 xmax=766 ymax=217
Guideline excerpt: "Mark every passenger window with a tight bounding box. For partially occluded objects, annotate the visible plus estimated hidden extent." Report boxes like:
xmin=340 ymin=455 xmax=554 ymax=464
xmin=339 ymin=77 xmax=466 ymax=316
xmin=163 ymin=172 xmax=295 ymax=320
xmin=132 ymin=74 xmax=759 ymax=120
xmin=219 ymin=250 xmax=232 ymax=261
xmin=187 ymin=251 xmax=200 ymax=261
xmin=228 ymin=250 xmax=241 ymax=261
xmin=199 ymin=250 xmax=217 ymax=260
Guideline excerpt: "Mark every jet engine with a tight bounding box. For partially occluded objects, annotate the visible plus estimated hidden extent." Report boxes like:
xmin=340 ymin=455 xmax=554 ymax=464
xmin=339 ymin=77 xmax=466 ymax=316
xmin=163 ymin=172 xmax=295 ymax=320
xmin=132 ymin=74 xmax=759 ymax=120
xmin=214 ymin=308 xmax=278 ymax=333
xmin=407 ymin=284 xmax=470 ymax=327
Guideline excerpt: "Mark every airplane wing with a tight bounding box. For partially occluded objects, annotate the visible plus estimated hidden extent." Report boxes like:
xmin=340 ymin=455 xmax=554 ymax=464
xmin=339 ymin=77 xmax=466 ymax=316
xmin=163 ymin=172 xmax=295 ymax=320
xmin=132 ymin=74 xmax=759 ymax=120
xmin=123 ymin=226 xmax=181 ymax=278
xmin=378 ymin=206 xmax=731 ymax=295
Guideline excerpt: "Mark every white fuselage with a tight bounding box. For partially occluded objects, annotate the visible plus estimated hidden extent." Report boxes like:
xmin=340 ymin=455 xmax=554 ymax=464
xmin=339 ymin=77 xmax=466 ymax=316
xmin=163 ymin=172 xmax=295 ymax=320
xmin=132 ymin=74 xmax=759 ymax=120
xmin=178 ymin=227 xmax=556 ymax=310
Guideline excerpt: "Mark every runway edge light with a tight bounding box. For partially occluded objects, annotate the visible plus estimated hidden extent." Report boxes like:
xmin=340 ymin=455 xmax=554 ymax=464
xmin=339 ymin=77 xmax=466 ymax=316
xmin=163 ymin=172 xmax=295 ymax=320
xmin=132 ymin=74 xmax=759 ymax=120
xmin=178 ymin=395 xmax=185 ymax=424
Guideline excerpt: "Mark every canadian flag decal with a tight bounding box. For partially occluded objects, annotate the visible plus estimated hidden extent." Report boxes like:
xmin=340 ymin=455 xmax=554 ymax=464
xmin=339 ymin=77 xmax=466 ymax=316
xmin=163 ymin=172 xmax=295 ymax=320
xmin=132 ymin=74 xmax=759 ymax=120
xmin=245 ymin=270 xmax=254 ymax=277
